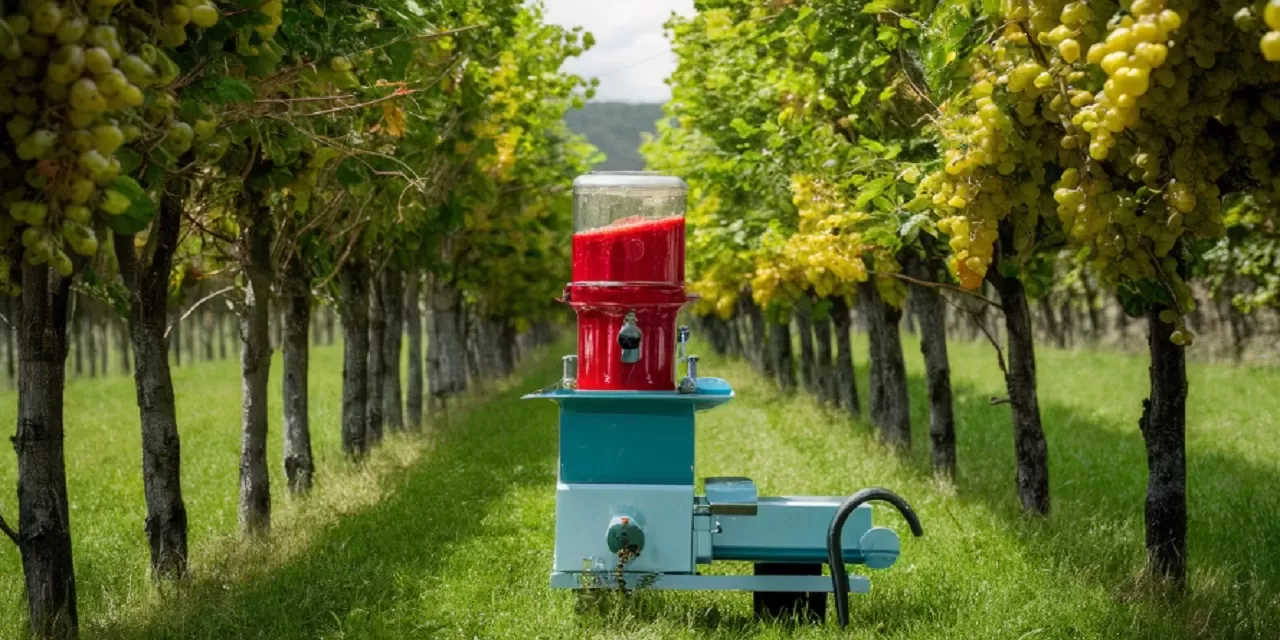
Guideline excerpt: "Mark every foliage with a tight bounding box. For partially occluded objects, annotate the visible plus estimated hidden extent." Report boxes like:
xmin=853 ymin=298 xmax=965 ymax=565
xmin=0 ymin=0 xmax=595 ymax=329
xmin=644 ymin=0 xmax=955 ymax=319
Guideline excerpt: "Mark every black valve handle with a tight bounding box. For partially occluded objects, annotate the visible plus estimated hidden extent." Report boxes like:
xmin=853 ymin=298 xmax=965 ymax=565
xmin=826 ymin=487 xmax=923 ymax=629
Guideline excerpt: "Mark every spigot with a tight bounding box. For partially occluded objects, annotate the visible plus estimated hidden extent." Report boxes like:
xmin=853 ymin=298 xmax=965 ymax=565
xmin=617 ymin=311 xmax=642 ymax=363
xmin=561 ymin=355 xmax=578 ymax=389
xmin=677 ymin=325 xmax=691 ymax=361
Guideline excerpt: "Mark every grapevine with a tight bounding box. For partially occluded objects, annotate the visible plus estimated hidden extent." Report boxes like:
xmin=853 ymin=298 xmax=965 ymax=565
xmin=921 ymin=0 xmax=1280 ymax=345
xmin=0 ymin=0 xmax=284 ymax=290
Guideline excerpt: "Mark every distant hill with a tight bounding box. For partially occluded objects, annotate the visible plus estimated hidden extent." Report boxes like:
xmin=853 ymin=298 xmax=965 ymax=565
xmin=564 ymin=102 xmax=666 ymax=171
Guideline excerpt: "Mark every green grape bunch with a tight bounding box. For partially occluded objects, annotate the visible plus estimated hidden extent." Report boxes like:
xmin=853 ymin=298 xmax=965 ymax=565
xmin=922 ymin=0 xmax=1280 ymax=346
xmin=0 ymin=0 xmax=224 ymax=288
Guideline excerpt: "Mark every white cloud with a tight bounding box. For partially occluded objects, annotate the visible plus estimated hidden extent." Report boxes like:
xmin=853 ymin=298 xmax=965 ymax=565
xmin=541 ymin=0 xmax=695 ymax=103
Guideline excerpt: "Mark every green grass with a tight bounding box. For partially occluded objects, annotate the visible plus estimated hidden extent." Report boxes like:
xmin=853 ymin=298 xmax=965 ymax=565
xmin=2 ymin=335 xmax=1278 ymax=639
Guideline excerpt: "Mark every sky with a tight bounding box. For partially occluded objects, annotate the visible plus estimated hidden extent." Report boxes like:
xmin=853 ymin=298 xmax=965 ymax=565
xmin=542 ymin=0 xmax=695 ymax=104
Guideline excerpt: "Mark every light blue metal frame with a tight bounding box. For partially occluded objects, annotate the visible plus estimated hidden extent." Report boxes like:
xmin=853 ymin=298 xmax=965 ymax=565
xmin=550 ymin=572 xmax=870 ymax=593
xmin=528 ymin=373 xmax=903 ymax=601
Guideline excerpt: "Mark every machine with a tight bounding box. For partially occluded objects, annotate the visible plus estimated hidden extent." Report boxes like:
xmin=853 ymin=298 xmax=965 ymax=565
xmin=524 ymin=172 xmax=923 ymax=625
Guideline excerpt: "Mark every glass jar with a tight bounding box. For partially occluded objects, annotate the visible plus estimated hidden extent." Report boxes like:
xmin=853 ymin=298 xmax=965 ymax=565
xmin=571 ymin=172 xmax=687 ymax=285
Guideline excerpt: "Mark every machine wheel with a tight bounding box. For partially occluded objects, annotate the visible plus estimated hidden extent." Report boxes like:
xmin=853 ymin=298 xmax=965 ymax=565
xmin=752 ymin=562 xmax=826 ymax=623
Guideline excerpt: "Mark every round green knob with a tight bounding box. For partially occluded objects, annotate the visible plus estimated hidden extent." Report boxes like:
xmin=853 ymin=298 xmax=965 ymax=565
xmin=605 ymin=514 xmax=645 ymax=557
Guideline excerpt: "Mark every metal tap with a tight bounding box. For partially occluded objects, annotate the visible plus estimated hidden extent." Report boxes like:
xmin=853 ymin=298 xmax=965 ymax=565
xmin=677 ymin=325 xmax=698 ymax=393
xmin=678 ymin=356 xmax=699 ymax=393
xmin=617 ymin=311 xmax=642 ymax=363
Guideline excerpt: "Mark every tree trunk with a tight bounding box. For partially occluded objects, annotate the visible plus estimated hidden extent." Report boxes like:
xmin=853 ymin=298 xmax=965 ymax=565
xmin=725 ymin=314 xmax=743 ymax=357
xmin=86 ymin=311 xmax=97 ymax=378
xmin=812 ymin=304 xmax=835 ymax=406
xmin=989 ymin=263 xmax=1051 ymax=515
xmin=830 ymin=297 xmax=861 ymax=417
xmin=907 ymin=251 xmax=957 ymax=480
xmin=859 ymin=281 xmax=911 ymax=451
xmin=72 ymin=312 xmax=83 ymax=377
xmin=698 ymin=315 xmax=728 ymax=355
xmin=217 ymin=310 xmax=228 ymax=360
xmin=171 ymin=314 xmax=181 ymax=367
xmin=84 ymin=308 xmax=96 ymax=376
xmin=237 ymin=214 xmax=273 ymax=536
xmin=426 ymin=274 xmax=468 ymax=412
xmin=98 ymin=319 xmax=108 ymax=375
xmin=1060 ymin=294 xmax=1076 ymax=349
xmin=1187 ymin=295 xmax=1206 ymax=336
xmin=766 ymin=310 xmax=796 ymax=391
xmin=114 ymin=181 xmax=190 ymax=581
xmin=497 ymin=320 xmax=517 ymax=377
xmin=1039 ymin=297 xmax=1064 ymax=348
xmin=282 ymin=257 xmax=314 ymax=495
xmin=325 ymin=306 xmax=336 ymax=345
xmin=338 ymin=261 xmax=370 ymax=459
xmin=1140 ymin=309 xmax=1187 ymax=585
xmin=1227 ymin=303 xmax=1246 ymax=363
xmin=311 ymin=307 xmax=323 ymax=346
xmin=5 ymin=297 xmax=16 ymax=390
xmin=404 ymin=270 xmax=424 ymax=430
xmin=13 ymin=262 xmax=78 ymax=638
xmin=117 ymin=320 xmax=130 ymax=374
xmin=1080 ymin=275 xmax=1102 ymax=340
xmin=470 ymin=313 xmax=506 ymax=381
xmin=464 ymin=307 xmax=480 ymax=383
xmin=182 ymin=306 xmax=195 ymax=363
xmin=740 ymin=291 xmax=769 ymax=375
xmin=380 ymin=269 xmax=404 ymax=433
xmin=794 ymin=300 xmax=817 ymax=396
xmin=201 ymin=309 xmax=214 ymax=361
xmin=365 ymin=268 xmax=385 ymax=447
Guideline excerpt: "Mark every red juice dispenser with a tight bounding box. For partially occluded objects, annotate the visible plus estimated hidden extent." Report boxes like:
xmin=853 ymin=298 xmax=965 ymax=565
xmin=566 ymin=172 xmax=690 ymax=391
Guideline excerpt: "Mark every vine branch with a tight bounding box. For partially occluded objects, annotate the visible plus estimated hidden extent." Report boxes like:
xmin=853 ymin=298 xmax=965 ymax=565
xmin=166 ymin=287 xmax=235 ymax=338
xmin=941 ymin=291 xmax=1009 ymax=377
xmin=0 ymin=511 xmax=18 ymax=547
xmin=868 ymin=269 xmax=1004 ymax=310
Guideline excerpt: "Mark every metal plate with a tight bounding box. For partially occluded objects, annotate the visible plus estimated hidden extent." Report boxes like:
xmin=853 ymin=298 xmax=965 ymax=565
xmin=705 ymin=477 xmax=758 ymax=515
xmin=523 ymin=377 xmax=734 ymax=412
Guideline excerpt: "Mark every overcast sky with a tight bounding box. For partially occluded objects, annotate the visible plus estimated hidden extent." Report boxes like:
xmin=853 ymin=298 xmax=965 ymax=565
xmin=542 ymin=0 xmax=695 ymax=104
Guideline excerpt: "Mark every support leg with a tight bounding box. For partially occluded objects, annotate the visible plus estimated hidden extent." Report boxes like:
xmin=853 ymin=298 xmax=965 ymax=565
xmin=752 ymin=563 xmax=826 ymax=623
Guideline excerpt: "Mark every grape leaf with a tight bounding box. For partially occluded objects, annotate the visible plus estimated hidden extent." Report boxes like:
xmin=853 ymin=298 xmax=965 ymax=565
xmin=103 ymin=177 xmax=158 ymax=236
xmin=335 ymin=157 xmax=369 ymax=186
xmin=116 ymin=147 xmax=143 ymax=175
xmin=211 ymin=78 xmax=255 ymax=104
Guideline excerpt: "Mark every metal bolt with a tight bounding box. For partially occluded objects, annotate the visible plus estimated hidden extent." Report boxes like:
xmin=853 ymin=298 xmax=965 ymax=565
xmin=562 ymin=355 xmax=578 ymax=389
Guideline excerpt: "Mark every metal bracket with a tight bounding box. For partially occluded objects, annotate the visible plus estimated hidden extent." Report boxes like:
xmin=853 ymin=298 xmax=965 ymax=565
xmin=704 ymin=476 xmax=758 ymax=515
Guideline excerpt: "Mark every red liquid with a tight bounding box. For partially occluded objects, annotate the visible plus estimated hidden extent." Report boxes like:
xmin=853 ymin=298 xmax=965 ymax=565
xmin=572 ymin=215 xmax=685 ymax=284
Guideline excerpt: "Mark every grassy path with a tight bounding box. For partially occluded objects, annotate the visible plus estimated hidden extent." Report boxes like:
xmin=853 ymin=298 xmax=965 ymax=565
xmin=2 ymin=337 xmax=1278 ymax=638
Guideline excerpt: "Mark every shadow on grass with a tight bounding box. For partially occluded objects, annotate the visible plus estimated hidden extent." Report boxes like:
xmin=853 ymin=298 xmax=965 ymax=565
xmin=912 ymin=375 xmax=1280 ymax=589
xmin=850 ymin=371 xmax=1278 ymax=637
xmin=101 ymin=356 xmax=565 ymax=640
